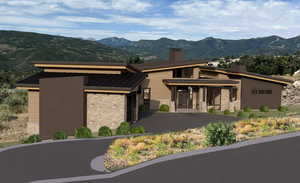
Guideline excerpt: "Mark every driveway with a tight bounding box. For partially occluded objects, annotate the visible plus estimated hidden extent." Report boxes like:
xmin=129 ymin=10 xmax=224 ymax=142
xmin=0 ymin=138 xmax=114 ymax=183
xmin=0 ymin=113 xmax=239 ymax=183
xmin=134 ymin=112 xmax=240 ymax=133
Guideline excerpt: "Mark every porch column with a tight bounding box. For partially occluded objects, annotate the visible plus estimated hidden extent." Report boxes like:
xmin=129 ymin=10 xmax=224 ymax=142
xmin=199 ymin=87 xmax=207 ymax=112
xmin=221 ymin=88 xmax=230 ymax=111
xmin=192 ymin=87 xmax=198 ymax=110
xmin=170 ymin=86 xmax=176 ymax=112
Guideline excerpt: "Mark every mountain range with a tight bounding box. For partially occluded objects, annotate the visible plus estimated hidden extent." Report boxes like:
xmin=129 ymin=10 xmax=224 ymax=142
xmin=98 ymin=36 xmax=300 ymax=60
xmin=0 ymin=31 xmax=132 ymax=71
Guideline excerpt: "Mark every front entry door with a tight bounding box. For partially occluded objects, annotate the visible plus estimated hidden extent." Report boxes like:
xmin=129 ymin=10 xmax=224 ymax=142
xmin=177 ymin=90 xmax=189 ymax=109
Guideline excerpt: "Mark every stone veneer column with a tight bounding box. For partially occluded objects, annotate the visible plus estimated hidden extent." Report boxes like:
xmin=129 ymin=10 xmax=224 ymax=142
xmin=87 ymin=93 xmax=126 ymax=132
xmin=221 ymin=88 xmax=230 ymax=111
xmin=199 ymin=87 xmax=207 ymax=112
xmin=27 ymin=91 xmax=39 ymax=135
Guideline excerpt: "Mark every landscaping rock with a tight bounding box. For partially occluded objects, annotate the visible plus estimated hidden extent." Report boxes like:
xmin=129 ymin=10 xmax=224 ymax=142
xmin=282 ymin=82 xmax=300 ymax=106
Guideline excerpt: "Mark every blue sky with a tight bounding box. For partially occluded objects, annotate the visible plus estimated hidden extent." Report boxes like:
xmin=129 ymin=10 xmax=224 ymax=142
xmin=0 ymin=0 xmax=300 ymax=41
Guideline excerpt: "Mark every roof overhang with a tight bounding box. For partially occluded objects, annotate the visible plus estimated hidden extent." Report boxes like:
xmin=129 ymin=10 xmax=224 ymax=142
xmin=199 ymin=67 xmax=293 ymax=85
xmin=163 ymin=79 xmax=239 ymax=86
xmin=142 ymin=63 xmax=207 ymax=73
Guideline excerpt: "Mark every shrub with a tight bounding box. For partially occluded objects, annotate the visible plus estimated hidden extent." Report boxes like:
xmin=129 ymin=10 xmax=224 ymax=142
xmin=0 ymin=104 xmax=10 ymax=122
xmin=223 ymin=109 xmax=231 ymax=115
xmin=23 ymin=134 xmax=42 ymax=144
xmin=3 ymin=91 xmax=27 ymax=114
xmin=159 ymin=104 xmax=169 ymax=112
xmin=203 ymin=122 xmax=236 ymax=147
xmin=130 ymin=126 xmax=145 ymax=134
xmin=249 ymin=113 xmax=258 ymax=119
xmin=237 ymin=111 xmax=249 ymax=118
xmin=243 ymin=107 xmax=252 ymax=113
xmin=260 ymin=105 xmax=269 ymax=112
xmin=98 ymin=126 xmax=113 ymax=136
xmin=278 ymin=106 xmax=288 ymax=112
xmin=53 ymin=131 xmax=67 ymax=140
xmin=75 ymin=127 xmax=93 ymax=138
xmin=208 ymin=108 xmax=217 ymax=114
xmin=116 ymin=122 xmax=131 ymax=135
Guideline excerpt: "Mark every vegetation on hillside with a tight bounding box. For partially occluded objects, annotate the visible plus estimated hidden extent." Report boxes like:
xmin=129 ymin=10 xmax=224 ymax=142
xmin=0 ymin=30 xmax=133 ymax=72
xmin=218 ymin=54 xmax=300 ymax=75
xmin=99 ymin=36 xmax=300 ymax=60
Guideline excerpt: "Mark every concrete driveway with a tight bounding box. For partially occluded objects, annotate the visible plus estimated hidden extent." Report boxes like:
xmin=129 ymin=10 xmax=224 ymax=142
xmin=0 ymin=113 xmax=239 ymax=183
xmin=134 ymin=112 xmax=240 ymax=133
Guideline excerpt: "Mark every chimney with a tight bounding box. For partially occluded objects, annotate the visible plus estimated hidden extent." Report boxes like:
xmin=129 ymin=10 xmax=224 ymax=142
xmin=169 ymin=48 xmax=183 ymax=63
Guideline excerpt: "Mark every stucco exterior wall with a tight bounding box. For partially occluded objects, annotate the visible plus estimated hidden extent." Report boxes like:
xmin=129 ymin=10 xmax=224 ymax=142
xmin=87 ymin=93 xmax=126 ymax=132
xmin=145 ymin=71 xmax=172 ymax=110
xmin=27 ymin=91 xmax=39 ymax=135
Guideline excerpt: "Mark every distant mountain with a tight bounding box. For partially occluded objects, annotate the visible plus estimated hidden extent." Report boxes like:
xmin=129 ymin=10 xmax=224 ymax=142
xmin=0 ymin=31 xmax=133 ymax=71
xmin=98 ymin=36 xmax=300 ymax=60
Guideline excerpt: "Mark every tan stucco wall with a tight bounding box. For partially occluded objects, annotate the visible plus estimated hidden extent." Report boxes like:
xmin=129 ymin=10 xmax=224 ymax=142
xmin=27 ymin=91 xmax=39 ymax=135
xmin=145 ymin=70 xmax=172 ymax=109
xmin=87 ymin=93 xmax=126 ymax=132
xmin=200 ymin=70 xmax=229 ymax=79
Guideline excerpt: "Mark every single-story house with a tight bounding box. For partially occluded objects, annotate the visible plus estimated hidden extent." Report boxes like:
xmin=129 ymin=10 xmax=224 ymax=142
xmin=17 ymin=48 xmax=292 ymax=139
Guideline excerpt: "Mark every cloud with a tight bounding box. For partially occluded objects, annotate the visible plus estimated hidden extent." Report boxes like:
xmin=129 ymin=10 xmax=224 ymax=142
xmin=56 ymin=16 xmax=112 ymax=24
xmin=0 ymin=16 xmax=72 ymax=27
xmin=170 ymin=0 xmax=300 ymax=38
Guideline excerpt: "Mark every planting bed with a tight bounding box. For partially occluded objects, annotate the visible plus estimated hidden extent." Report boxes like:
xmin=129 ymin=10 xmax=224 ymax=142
xmin=104 ymin=117 xmax=300 ymax=171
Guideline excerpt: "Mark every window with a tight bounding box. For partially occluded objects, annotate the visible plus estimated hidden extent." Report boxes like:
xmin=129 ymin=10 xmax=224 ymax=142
xmin=143 ymin=88 xmax=151 ymax=100
xmin=252 ymin=89 xmax=272 ymax=95
xmin=173 ymin=68 xmax=193 ymax=78
xmin=230 ymin=88 xmax=238 ymax=102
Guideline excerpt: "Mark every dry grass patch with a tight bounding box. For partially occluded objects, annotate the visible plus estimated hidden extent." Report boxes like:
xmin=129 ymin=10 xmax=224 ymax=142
xmin=104 ymin=117 xmax=300 ymax=171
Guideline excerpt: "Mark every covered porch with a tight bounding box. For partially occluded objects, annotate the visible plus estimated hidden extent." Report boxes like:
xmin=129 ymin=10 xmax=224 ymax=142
xmin=163 ymin=79 xmax=240 ymax=113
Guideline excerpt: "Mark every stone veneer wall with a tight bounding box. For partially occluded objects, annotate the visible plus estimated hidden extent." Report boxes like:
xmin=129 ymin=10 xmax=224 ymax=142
xmin=221 ymin=88 xmax=230 ymax=111
xmin=27 ymin=91 xmax=39 ymax=135
xmin=87 ymin=93 xmax=126 ymax=132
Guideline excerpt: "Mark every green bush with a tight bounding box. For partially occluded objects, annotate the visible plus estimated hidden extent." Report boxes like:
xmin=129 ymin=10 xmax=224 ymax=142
xmin=243 ymin=107 xmax=252 ymax=113
xmin=203 ymin=122 xmax=236 ymax=147
xmin=53 ymin=131 xmax=67 ymax=140
xmin=130 ymin=126 xmax=145 ymax=134
xmin=116 ymin=122 xmax=131 ymax=135
xmin=159 ymin=104 xmax=169 ymax=112
xmin=23 ymin=134 xmax=42 ymax=144
xmin=260 ymin=105 xmax=269 ymax=112
xmin=278 ymin=106 xmax=288 ymax=112
xmin=0 ymin=107 xmax=10 ymax=122
xmin=98 ymin=126 xmax=113 ymax=136
xmin=223 ymin=109 xmax=231 ymax=115
xmin=75 ymin=127 xmax=93 ymax=138
xmin=237 ymin=111 xmax=249 ymax=118
xmin=208 ymin=108 xmax=217 ymax=114
xmin=3 ymin=91 xmax=27 ymax=114
xmin=249 ymin=113 xmax=258 ymax=119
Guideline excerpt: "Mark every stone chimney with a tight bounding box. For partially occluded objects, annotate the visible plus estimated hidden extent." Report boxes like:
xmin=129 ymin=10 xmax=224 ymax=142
xmin=169 ymin=48 xmax=183 ymax=63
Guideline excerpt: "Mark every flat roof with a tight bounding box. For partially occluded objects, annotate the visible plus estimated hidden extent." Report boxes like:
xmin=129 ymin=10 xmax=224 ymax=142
xmin=17 ymin=71 xmax=146 ymax=93
xmin=32 ymin=61 xmax=140 ymax=72
xmin=133 ymin=60 xmax=208 ymax=72
xmin=163 ymin=79 xmax=239 ymax=86
xmin=199 ymin=66 xmax=293 ymax=85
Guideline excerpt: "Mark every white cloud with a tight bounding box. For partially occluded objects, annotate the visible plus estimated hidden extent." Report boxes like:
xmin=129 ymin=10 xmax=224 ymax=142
xmin=170 ymin=0 xmax=300 ymax=38
xmin=0 ymin=16 xmax=72 ymax=27
xmin=56 ymin=16 xmax=112 ymax=24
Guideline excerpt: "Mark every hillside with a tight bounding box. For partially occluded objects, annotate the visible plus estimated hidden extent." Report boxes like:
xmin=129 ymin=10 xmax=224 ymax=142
xmin=98 ymin=36 xmax=300 ymax=60
xmin=0 ymin=31 xmax=132 ymax=71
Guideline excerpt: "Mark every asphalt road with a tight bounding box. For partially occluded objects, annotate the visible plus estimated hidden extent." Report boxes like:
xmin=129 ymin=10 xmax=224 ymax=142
xmin=0 ymin=138 xmax=114 ymax=183
xmin=134 ymin=112 xmax=240 ymax=133
xmin=0 ymin=113 xmax=239 ymax=183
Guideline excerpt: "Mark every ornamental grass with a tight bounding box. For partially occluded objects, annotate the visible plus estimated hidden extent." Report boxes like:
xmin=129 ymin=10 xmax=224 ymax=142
xmin=104 ymin=117 xmax=300 ymax=171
